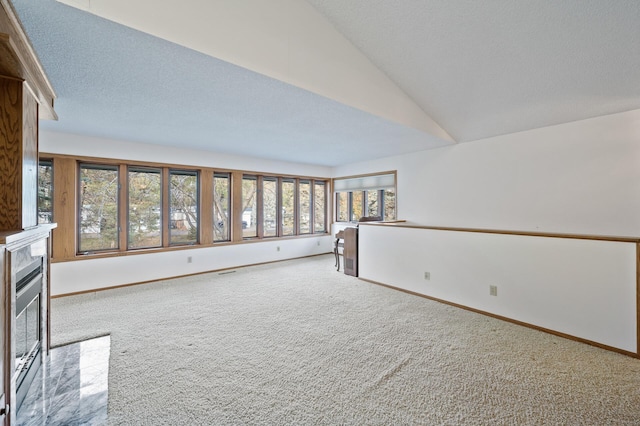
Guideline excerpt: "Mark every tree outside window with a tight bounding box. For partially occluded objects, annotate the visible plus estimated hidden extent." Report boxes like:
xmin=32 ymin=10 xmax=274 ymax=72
xmin=299 ymin=180 xmax=311 ymax=234
xmin=336 ymin=192 xmax=348 ymax=222
xmin=128 ymin=168 xmax=161 ymax=249
xmin=79 ymin=164 xmax=119 ymax=252
xmin=213 ymin=173 xmax=230 ymax=242
xmin=170 ymin=170 xmax=199 ymax=245
xmin=282 ymin=180 xmax=295 ymax=236
xmin=351 ymin=191 xmax=363 ymax=222
xmin=263 ymin=178 xmax=278 ymax=237
xmin=242 ymin=176 xmax=258 ymax=238
xmin=38 ymin=160 xmax=53 ymax=224
xmin=314 ymin=181 xmax=326 ymax=233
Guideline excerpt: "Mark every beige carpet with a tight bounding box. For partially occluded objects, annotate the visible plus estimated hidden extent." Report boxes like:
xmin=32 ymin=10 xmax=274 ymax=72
xmin=51 ymin=254 xmax=640 ymax=425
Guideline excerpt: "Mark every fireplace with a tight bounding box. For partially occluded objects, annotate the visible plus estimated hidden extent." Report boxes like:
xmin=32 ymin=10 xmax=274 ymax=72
xmin=14 ymin=258 xmax=44 ymax=410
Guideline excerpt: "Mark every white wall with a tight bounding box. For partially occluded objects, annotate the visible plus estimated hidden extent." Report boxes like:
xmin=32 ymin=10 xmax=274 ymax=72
xmin=41 ymin=130 xmax=331 ymax=177
xmin=52 ymin=236 xmax=332 ymax=296
xmin=333 ymin=109 xmax=640 ymax=237
xmin=359 ymin=225 xmax=637 ymax=353
xmin=41 ymin=130 xmax=333 ymax=295
xmin=333 ymin=110 xmax=640 ymax=354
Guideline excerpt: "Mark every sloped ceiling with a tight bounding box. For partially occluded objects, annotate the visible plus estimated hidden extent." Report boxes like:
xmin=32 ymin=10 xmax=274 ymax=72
xmin=11 ymin=0 xmax=640 ymax=167
xmin=306 ymin=0 xmax=640 ymax=142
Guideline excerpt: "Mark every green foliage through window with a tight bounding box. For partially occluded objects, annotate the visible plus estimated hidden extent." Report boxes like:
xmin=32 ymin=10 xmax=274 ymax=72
xmin=170 ymin=170 xmax=199 ymax=245
xmin=79 ymin=164 xmax=119 ymax=252
xmin=128 ymin=168 xmax=162 ymax=249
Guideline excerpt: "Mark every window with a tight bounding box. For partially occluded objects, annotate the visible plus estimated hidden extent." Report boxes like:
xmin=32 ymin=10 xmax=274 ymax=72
xmin=79 ymin=164 xmax=119 ymax=252
xmin=263 ymin=177 xmax=278 ymax=237
xmin=242 ymin=176 xmax=257 ymax=238
xmin=38 ymin=160 xmax=53 ymax=224
xmin=128 ymin=167 xmax=161 ymax=249
xmin=366 ymin=189 xmax=379 ymax=217
xmin=281 ymin=179 xmax=295 ymax=236
xmin=350 ymin=191 xmax=363 ymax=222
xmin=383 ymin=189 xmax=396 ymax=220
xmin=334 ymin=172 xmax=396 ymax=222
xmin=213 ymin=173 xmax=230 ymax=242
xmin=299 ymin=180 xmax=311 ymax=234
xmin=314 ymin=181 xmax=326 ymax=233
xmin=336 ymin=192 xmax=348 ymax=222
xmin=51 ymin=155 xmax=327 ymax=259
xmin=170 ymin=170 xmax=199 ymax=245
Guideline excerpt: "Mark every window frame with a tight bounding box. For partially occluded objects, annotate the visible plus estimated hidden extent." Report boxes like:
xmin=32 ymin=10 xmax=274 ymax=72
xmin=45 ymin=153 xmax=329 ymax=261
xmin=77 ymin=162 xmax=121 ymax=254
xmin=333 ymin=171 xmax=397 ymax=223
xmin=169 ymin=169 xmax=200 ymax=246
xmin=127 ymin=166 xmax=163 ymax=250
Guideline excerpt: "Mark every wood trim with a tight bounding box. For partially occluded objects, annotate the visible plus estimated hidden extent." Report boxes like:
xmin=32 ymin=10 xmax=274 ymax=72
xmin=161 ymin=168 xmax=169 ymax=246
xmin=0 ymin=77 xmax=24 ymax=231
xmin=199 ymin=170 xmax=214 ymax=245
xmin=51 ymin=157 xmax=76 ymax=259
xmin=256 ymin=176 xmax=264 ymax=238
xmin=50 ymin=252 xmax=332 ymax=298
xmin=42 ymin=153 xmax=331 ymax=260
xmin=118 ymin=165 xmax=127 ymax=250
xmin=637 ymin=243 xmax=640 ymax=356
xmin=359 ymin=277 xmax=639 ymax=359
xmin=294 ymin=178 xmax=300 ymax=235
xmin=277 ymin=177 xmax=283 ymax=237
xmin=231 ymin=171 xmax=243 ymax=242
xmin=359 ymin=222 xmax=640 ymax=243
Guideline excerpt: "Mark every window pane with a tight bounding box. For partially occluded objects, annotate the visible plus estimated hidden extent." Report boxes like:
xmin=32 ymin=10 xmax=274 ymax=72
xmin=366 ymin=190 xmax=379 ymax=217
xmin=242 ymin=176 xmax=257 ymax=238
xmin=263 ymin=178 xmax=278 ymax=237
xmin=314 ymin=181 xmax=326 ymax=233
xmin=281 ymin=180 xmax=295 ymax=236
xmin=213 ymin=173 xmax=230 ymax=242
xmin=128 ymin=168 xmax=161 ymax=249
xmin=170 ymin=170 xmax=199 ymax=245
xmin=299 ymin=180 xmax=311 ymax=234
xmin=383 ymin=189 xmax=396 ymax=220
xmin=351 ymin=191 xmax=363 ymax=222
xmin=38 ymin=160 xmax=53 ymax=224
xmin=336 ymin=192 xmax=348 ymax=222
xmin=79 ymin=165 xmax=119 ymax=252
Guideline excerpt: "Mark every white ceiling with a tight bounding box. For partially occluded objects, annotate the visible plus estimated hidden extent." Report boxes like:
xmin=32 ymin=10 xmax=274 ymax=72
xmin=11 ymin=0 xmax=640 ymax=166
xmin=307 ymin=0 xmax=640 ymax=142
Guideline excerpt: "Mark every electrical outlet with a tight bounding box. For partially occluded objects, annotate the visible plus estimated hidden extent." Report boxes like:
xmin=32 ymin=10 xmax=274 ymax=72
xmin=187 ymin=256 xmax=193 ymax=264
xmin=424 ymin=272 xmax=430 ymax=280
xmin=277 ymin=246 xmax=280 ymax=252
xmin=490 ymin=285 xmax=498 ymax=296
xmin=317 ymin=240 xmax=320 ymax=246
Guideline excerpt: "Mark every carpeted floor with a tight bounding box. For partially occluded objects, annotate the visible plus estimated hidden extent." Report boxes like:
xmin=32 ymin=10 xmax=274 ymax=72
xmin=51 ymin=254 xmax=640 ymax=425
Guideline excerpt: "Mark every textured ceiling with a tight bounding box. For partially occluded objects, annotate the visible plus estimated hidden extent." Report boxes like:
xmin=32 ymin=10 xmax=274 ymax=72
xmin=12 ymin=0 xmax=451 ymax=167
xmin=306 ymin=0 xmax=640 ymax=142
xmin=11 ymin=0 xmax=640 ymax=167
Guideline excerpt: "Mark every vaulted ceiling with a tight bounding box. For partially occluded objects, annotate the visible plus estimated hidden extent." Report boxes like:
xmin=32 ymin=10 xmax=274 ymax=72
xmin=12 ymin=0 xmax=640 ymax=166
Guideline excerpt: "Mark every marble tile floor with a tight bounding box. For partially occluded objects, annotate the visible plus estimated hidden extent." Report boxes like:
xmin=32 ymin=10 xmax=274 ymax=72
xmin=17 ymin=335 xmax=110 ymax=426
